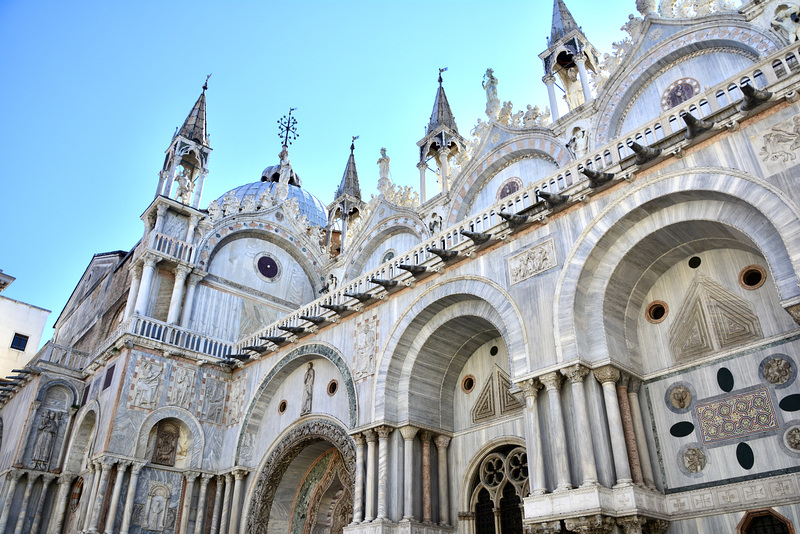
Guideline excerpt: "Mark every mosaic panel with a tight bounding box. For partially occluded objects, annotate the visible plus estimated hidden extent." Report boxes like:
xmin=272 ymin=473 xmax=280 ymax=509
xmin=694 ymin=387 xmax=778 ymax=445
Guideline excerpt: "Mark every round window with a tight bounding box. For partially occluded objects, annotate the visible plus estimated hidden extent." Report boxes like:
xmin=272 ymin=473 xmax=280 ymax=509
xmin=327 ymin=380 xmax=338 ymax=396
xmin=462 ymin=375 xmax=476 ymax=393
xmin=254 ymin=252 xmax=282 ymax=282
xmin=278 ymin=400 xmax=287 ymax=414
xmin=646 ymin=300 xmax=668 ymax=324
xmin=739 ymin=265 xmax=766 ymax=290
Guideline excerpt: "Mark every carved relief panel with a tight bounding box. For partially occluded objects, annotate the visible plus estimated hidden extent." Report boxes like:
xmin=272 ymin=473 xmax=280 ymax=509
xmin=152 ymin=420 xmax=179 ymax=466
xmin=508 ymin=239 xmax=557 ymax=285
xmin=168 ymin=366 xmax=195 ymax=410
xmin=131 ymin=359 xmax=163 ymax=409
xmin=353 ymin=316 xmax=377 ymax=379
xmin=202 ymin=378 xmax=226 ymax=425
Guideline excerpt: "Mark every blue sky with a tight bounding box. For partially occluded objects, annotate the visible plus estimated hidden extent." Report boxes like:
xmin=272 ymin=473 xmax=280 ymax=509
xmin=0 ymin=0 xmax=636 ymax=345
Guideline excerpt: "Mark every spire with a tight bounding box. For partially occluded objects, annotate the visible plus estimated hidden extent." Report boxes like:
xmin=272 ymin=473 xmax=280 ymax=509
xmin=335 ymin=137 xmax=361 ymax=201
xmin=428 ymin=69 xmax=458 ymax=134
xmin=549 ymin=0 xmax=582 ymax=45
xmin=177 ymin=78 xmax=209 ymax=147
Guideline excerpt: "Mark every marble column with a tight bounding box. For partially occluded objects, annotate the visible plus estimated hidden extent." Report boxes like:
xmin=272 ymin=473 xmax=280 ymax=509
xmin=82 ymin=461 xmax=102 ymax=532
xmin=219 ymin=473 xmax=233 ymax=534
xmin=14 ymin=472 xmax=39 ymax=534
xmin=48 ymin=474 xmax=73 ymax=534
xmin=88 ymin=460 xmax=113 ymax=533
xmin=520 ymin=379 xmax=546 ymax=494
xmin=0 ymin=470 xmax=23 ymax=534
xmin=193 ymin=474 xmax=212 ymax=534
xmin=561 ymin=364 xmax=598 ymax=486
xmin=417 ymin=161 xmax=428 ymax=203
xmin=434 ymin=435 xmax=451 ymax=526
xmin=617 ymin=374 xmax=644 ymax=485
xmin=420 ymin=431 xmax=433 ymax=523
xmin=227 ymin=469 xmax=246 ymax=534
xmin=104 ymin=462 xmax=129 ymax=534
xmin=438 ymin=147 xmax=450 ymax=194
xmin=399 ymin=426 xmax=418 ymax=521
xmin=363 ymin=429 xmax=377 ymax=522
xmin=167 ymin=265 xmax=192 ymax=324
xmin=628 ymin=379 xmax=656 ymax=488
xmin=192 ymin=170 xmax=208 ymax=209
xmin=541 ymin=372 xmax=571 ymax=492
xmin=544 ymin=75 xmax=560 ymax=121
xmin=574 ymin=55 xmax=593 ymax=103
xmin=594 ymin=366 xmax=632 ymax=486
xmin=376 ymin=426 xmax=392 ymax=520
xmin=351 ymin=433 xmax=366 ymax=524
xmin=209 ymin=475 xmax=225 ymax=534
xmin=180 ymin=273 xmax=204 ymax=328
xmin=120 ymin=462 xmax=144 ymax=534
xmin=185 ymin=215 xmax=200 ymax=245
xmin=30 ymin=474 xmax=55 ymax=534
xmin=179 ymin=472 xmax=198 ymax=534
xmin=124 ymin=265 xmax=142 ymax=320
xmin=134 ymin=254 xmax=160 ymax=316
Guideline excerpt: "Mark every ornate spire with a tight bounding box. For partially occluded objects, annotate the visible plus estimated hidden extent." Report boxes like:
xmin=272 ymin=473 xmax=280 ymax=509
xmin=428 ymin=68 xmax=458 ymax=134
xmin=549 ymin=0 xmax=582 ymax=45
xmin=335 ymin=137 xmax=361 ymax=201
xmin=177 ymin=77 xmax=210 ymax=147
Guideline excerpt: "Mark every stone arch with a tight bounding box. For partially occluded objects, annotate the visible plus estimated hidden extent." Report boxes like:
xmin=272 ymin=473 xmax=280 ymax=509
xmin=35 ymin=379 xmax=78 ymax=406
xmin=343 ymin=215 xmax=426 ymax=282
xmin=63 ymin=401 xmax=100 ymax=474
xmin=554 ymin=168 xmax=800 ymax=368
xmin=595 ymin=23 xmax=779 ymax=145
xmin=133 ymin=406 xmax=204 ymax=468
xmin=374 ymin=276 xmax=528 ymax=427
xmin=237 ymin=343 xmax=357 ymax=463
xmin=458 ymin=435 xmax=525 ymax=514
xmin=242 ymin=418 xmax=355 ymax=534
xmin=449 ymin=136 xmax=571 ymax=224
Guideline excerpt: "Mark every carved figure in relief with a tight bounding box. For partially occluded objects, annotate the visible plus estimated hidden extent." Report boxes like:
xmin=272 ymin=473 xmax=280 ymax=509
xmin=31 ymin=410 xmax=59 ymax=469
xmin=772 ymin=5 xmax=800 ymax=42
xmin=498 ymin=101 xmax=513 ymax=125
xmin=564 ymin=67 xmax=584 ymax=110
xmin=354 ymin=322 xmax=377 ymax=379
xmin=471 ymin=118 xmax=489 ymax=139
xmin=148 ymin=499 xmax=164 ymax=529
xmin=510 ymin=243 xmax=555 ymax=284
xmin=173 ymin=368 xmax=193 ymax=409
xmin=222 ymin=191 xmax=240 ymax=217
xmin=764 ymin=357 xmax=792 ymax=385
xmin=133 ymin=361 xmax=160 ymax=408
xmin=567 ymin=128 xmax=589 ymax=158
xmin=670 ymin=385 xmax=692 ymax=409
xmin=621 ymin=14 xmax=644 ymax=40
xmin=787 ymin=427 xmax=800 ymax=450
xmin=760 ymin=129 xmax=798 ymax=162
xmin=174 ymin=167 xmax=195 ymax=204
xmin=152 ymin=422 xmax=178 ymax=466
xmin=301 ymin=362 xmax=315 ymax=415
xmin=523 ymin=105 xmax=540 ymax=127
xmin=683 ymin=447 xmax=706 ymax=473
xmin=229 ymin=379 xmax=244 ymax=423
xmin=204 ymin=380 xmax=225 ymax=424
xmin=240 ymin=194 xmax=257 ymax=213
xmin=207 ymin=200 xmax=222 ymax=221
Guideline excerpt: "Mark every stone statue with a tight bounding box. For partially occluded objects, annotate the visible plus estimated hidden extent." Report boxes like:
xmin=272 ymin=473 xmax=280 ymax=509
xmin=133 ymin=361 xmax=161 ymax=408
xmin=240 ymin=194 xmax=258 ymax=213
xmin=564 ymin=67 xmax=584 ymax=110
xmin=174 ymin=167 xmax=195 ymax=204
xmin=567 ymin=128 xmax=589 ymax=158
xmin=377 ymin=148 xmax=391 ymax=194
xmin=471 ymin=118 xmax=489 ymax=139
xmin=523 ymin=105 xmax=539 ymax=127
xmin=278 ymin=146 xmax=292 ymax=185
xmin=772 ymin=5 xmax=800 ymax=42
xmin=148 ymin=499 xmax=165 ymax=529
xmin=207 ymin=199 xmax=222 ymax=221
xmin=621 ymin=14 xmax=644 ymax=40
xmin=482 ymin=68 xmax=500 ymax=120
xmin=509 ymin=109 xmax=524 ymax=128
xmin=31 ymin=410 xmax=59 ymax=469
xmin=498 ymin=101 xmax=513 ymax=125
xmin=301 ymin=362 xmax=315 ymax=415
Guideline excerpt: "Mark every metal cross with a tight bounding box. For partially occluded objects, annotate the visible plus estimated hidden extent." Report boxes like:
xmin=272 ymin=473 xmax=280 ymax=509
xmin=277 ymin=108 xmax=299 ymax=147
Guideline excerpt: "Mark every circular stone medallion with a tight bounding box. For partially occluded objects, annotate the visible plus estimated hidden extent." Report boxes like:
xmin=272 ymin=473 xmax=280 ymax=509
xmin=254 ymin=252 xmax=282 ymax=283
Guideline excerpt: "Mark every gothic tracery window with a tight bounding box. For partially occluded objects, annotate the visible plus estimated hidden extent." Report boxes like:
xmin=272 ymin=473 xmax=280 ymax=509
xmin=471 ymin=446 xmax=528 ymax=534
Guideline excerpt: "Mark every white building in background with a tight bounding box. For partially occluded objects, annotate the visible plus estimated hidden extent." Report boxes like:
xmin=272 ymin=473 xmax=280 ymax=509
xmin=2 ymin=1 xmax=800 ymax=534
xmin=0 ymin=270 xmax=50 ymax=379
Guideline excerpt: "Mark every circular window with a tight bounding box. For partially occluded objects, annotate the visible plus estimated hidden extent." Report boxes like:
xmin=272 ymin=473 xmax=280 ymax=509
xmin=646 ymin=300 xmax=668 ymax=323
xmin=739 ymin=265 xmax=766 ymax=290
xmin=661 ymin=78 xmax=701 ymax=110
xmin=497 ymin=178 xmax=522 ymax=200
xmin=254 ymin=252 xmax=282 ymax=283
xmin=278 ymin=400 xmax=287 ymax=414
xmin=490 ymin=346 xmax=499 ymax=356
xmin=381 ymin=250 xmax=396 ymax=264
xmin=688 ymin=256 xmax=701 ymax=269
xmin=327 ymin=380 xmax=338 ymax=396
xmin=462 ymin=375 xmax=476 ymax=393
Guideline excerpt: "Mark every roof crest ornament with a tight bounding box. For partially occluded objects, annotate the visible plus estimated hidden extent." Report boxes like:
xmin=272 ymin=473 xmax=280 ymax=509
xmin=203 ymin=73 xmax=211 ymax=92
xmin=438 ymin=67 xmax=448 ymax=85
xmin=277 ymin=108 xmax=299 ymax=148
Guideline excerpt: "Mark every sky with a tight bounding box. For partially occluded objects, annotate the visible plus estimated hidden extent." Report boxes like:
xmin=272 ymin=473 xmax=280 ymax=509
xmin=0 ymin=0 xmax=637 ymax=346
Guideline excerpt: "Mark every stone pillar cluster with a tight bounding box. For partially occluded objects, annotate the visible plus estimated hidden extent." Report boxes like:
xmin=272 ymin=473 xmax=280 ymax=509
xmin=350 ymin=425 xmax=452 ymax=526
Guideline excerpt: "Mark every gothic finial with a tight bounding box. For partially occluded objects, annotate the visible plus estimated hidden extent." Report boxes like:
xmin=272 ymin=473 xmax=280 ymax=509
xmin=278 ymin=108 xmax=299 ymax=147
xmin=203 ymin=73 xmax=211 ymax=92
xmin=438 ymin=67 xmax=448 ymax=85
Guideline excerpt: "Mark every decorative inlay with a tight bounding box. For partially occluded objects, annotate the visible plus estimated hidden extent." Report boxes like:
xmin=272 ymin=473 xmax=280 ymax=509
xmin=695 ymin=387 xmax=778 ymax=445
xmin=668 ymin=384 xmax=693 ymax=411
xmin=471 ymin=375 xmax=496 ymax=423
xmin=681 ymin=445 xmax=707 ymax=474
xmin=508 ymin=239 xmax=557 ymax=285
xmin=470 ymin=366 xmax=522 ymax=424
xmin=784 ymin=425 xmax=800 ymax=451
xmin=763 ymin=357 xmax=793 ymax=386
xmin=661 ymin=78 xmax=701 ymax=110
xmin=739 ymin=264 xmax=766 ymax=290
xmin=254 ymin=252 xmax=282 ymax=282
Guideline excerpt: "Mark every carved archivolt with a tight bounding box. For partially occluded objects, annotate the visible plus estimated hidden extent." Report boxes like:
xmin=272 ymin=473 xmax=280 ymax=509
xmin=244 ymin=420 xmax=355 ymax=534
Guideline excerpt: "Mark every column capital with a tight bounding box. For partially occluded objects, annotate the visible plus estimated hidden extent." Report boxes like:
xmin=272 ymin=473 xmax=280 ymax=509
xmin=417 ymin=161 xmax=428 ymax=170
xmin=352 ymin=433 xmax=366 ymax=446
xmin=7 ymin=469 xmax=23 ymax=481
xmin=156 ymin=203 xmax=169 ymax=218
xmin=363 ymin=429 xmax=377 ymax=443
xmin=42 ymin=473 xmax=57 ymax=484
xmin=129 ymin=263 xmax=143 ymax=278
xmin=142 ymin=253 xmax=161 ymax=269
xmin=189 ymin=214 xmax=201 ymax=228
xmin=618 ymin=373 xmax=630 ymax=388
xmin=232 ymin=468 xmax=248 ymax=480
xmin=518 ymin=378 xmax=542 ymax=397
xmin=419 ymin=430 xmax=432 ymax=442
xmin=225 ymin=472 xmax=234 ymax=482
xmin=175 ymin=264 xmax=192 ymax=280
xmin=57 ymin=473 xmax=74 ymax=486
xmin=399 ymin=425 xmax=418 ymax=441
xmin=199 ymin=473 xmax=213 ymax=486
xmin=434 ymin=435 xmax=451 ymax=449
xmin=560 ymin=363 xmax=590 ymax=384
xmin=573 ymin=55 xmax=587 ymax=65
xmin=187 ymin=271 xmax=206 ymax=287
xmin=628 ymin=378 xmax=642 ymax=394
xmin=593 ymin=365 xmax=621 ymax=384
xmin=185 ymin=471 xmax=199 ymax=482
xmin=216 ymin=474 xmax=226 ymax=482
xmin=131 ymin=461 xmax=146 ymax=475
xmin=375 ymin=425 xmax=393 ymax=439
xmin=540 ymin=371 xmax=563 ymax=391
xmin=543 ymin=74 xmax=556 ymax=84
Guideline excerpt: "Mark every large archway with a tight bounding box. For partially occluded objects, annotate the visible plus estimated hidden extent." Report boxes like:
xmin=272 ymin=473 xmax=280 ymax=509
xmin=244 ymin=419 xmax=355 ymax=534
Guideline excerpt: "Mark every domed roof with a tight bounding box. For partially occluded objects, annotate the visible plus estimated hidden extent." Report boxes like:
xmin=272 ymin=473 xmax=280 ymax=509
xmin=218 ymin=181 xmax=328 ymax=228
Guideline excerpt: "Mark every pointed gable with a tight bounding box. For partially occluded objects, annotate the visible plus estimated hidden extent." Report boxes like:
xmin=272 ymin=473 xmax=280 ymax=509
xmin=334 ymin=144 xmax=361 ymax=202
xmin=428 ymin=79 xmax=458 ymax=134
xmin=549 ymin=0 xmax=582 ymax=45
xmin=178 ymin=84 xmax=209 ymax=147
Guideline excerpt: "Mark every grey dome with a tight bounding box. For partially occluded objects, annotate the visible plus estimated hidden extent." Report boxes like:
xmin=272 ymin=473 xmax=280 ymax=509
xmin=218 ymin=181 xmax=328 ymax=228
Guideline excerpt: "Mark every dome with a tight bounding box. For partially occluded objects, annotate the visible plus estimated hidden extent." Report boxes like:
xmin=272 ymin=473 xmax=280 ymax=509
xmin=217 ymin=181 xmax=328 ymax=228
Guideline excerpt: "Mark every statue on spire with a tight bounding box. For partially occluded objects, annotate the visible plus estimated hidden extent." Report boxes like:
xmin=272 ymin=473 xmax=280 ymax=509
xmin=482 ymin=68 xmax=500 ymax=120
xmin=377 ymin=148 xmax=391 ymax=194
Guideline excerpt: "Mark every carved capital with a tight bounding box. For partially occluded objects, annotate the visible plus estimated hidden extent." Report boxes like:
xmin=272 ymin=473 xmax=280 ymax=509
xmin=57 ymin=473 xmax=74 ymax=486
xmin=543 ymin=75 xmax=556 ymax=85
xmin=375 ymin=425 xmax=393 ymax=439
xmin=8 ymin=469 xmax=23 ymax=481
xmin=174 ymin=264 xmax=192 ymax=281
xmin=185 ymin=471 xmax=199 ymax=483
xmin=518 ymin=378 xmax=542 ymax=398
xmin=225 ymin=472 xmax=234 ymax=483
xmin=417 ymin=161 xmax=428 ymax=170
xmin=399 ymin=426 xmax=418 ymax=441
xmin=564 ymin=514 xmax=614 ymax=533
xmin=199 ymin=473 xmax=212 ymax=486
xmin=156 ymin=203 xmax=169 ymax=218
xmin=131 ymin=461 xmax=146 ymax=475
xmin=419 ymin=430 xmax=432 ymax=442
xmin=352 ymin=433 xmax=366 ymax=446
xmin=363 ymin=429 xmax=377 ymax=443
xmin=628 ymin=378 xmax=641 ymax=394
xmin=560 ymin=364 xmax=589 ymax=384
xmin=232 ymin=468 xmax=248 ymax=480
xmin=618 ymin=373 xmax=630 ymax=388
xmin=593 ymin=366 xmax=620 ymax=385
xmin=617 ymin=515 xmax=646 ymax=534
xmin=129 ymin=263 xmax=143 ymax=279
xmin=540 ymin=371 xmax=563 ymax=391
xmin=642 ymin=519 xmax=669 ymax=534
xmin=434 ymin=435 xmax=451 ymax=449
xmin=142 ymin=253 xmax=160 ymax=269
xmin=187 ymin=272 xmax=206 ymax=287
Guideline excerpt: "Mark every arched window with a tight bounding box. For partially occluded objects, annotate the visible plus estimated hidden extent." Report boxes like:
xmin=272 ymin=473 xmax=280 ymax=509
xmin=661 ymin=78 xmax=700 ymax=110
xmin=736 ymin=509 xmax=794 ymax=534
xmin=497 ymin=178 xmax=522 ymax=200
xmin=470 ymin=446 xmax=528 ymax=534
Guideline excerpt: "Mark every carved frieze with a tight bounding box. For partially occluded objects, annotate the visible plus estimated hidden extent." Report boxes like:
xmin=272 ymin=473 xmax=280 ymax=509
xmin=228 ymin=377 xmax=245 ymax=425
xmin=131 ymin=360 xmax=163 ymax=409
xmin=168 ymin=366 xmax=195 ymax=410
xmin=508 ymin=239 xmax=557 ymax=285
xmin=354 ymin=318 xmax=377 ymax=379
xmin=202 ymin=378 xmax=226 ymax=425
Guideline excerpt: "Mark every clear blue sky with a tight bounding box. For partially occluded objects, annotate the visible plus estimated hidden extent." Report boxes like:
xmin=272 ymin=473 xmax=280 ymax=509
xmin=0 ymin=0 xmax=635 ymax=346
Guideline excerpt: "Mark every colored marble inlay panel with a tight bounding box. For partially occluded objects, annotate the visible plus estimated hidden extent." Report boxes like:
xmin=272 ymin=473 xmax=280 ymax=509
xmin=695 ymin=387 xmax=778 ymax=444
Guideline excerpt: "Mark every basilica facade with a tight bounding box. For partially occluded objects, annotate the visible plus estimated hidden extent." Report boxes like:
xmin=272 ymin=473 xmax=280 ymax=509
xmin=3 ymin=0 xmax=800 ymax=533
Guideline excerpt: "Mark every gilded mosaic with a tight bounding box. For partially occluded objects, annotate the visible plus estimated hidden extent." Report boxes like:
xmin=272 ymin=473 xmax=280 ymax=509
xmin=694 ymin=387 xmax=778 ymax=445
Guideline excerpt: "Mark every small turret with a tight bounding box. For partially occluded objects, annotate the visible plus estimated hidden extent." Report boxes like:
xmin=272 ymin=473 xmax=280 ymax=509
xmin=155 ymin=78 xmax=212 ymax=208
xmin=329 ymin=138 xmax=365 ymax=255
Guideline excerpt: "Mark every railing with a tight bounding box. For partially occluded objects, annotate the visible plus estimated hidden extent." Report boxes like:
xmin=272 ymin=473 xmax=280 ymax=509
xmin=31 ymin=342 xmax=92 ymax=371
xmin=152 ymin=232 xmax=194 ymax=263
xmin=129 ymin=316 xmax=233 ymax=359
xmin=237 ymin=41 xmax=800 ymax=352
